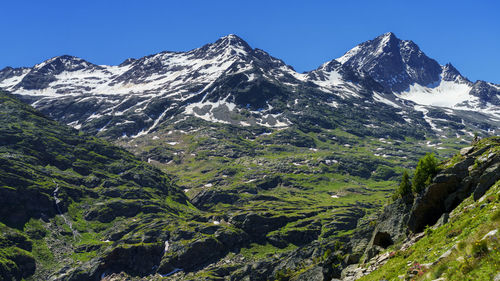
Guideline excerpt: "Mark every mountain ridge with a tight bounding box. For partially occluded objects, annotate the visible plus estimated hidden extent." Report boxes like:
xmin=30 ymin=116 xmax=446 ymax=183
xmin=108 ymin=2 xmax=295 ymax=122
xmin=0 ymin=32 xmax=498 ymax=139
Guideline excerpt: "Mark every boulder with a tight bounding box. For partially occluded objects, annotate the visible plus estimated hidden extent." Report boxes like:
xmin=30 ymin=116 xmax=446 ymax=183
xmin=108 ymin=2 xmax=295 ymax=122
xmin=365 ymin=198 xmax=412 ymax=255
xmin=190 ymin=189 xmax=239 ymax=209
xmin=473 ymin=162 xmax=500 ymax=200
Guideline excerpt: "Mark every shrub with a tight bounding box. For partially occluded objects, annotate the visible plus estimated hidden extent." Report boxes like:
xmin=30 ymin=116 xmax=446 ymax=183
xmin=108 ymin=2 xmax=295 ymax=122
xmin=491 ymin=208 xmax=500 ymax=221
xmin=393 ymin=170 xmax=412 ymax=202
xmin=471 ymin=240 xmax=488 ymax=258
xmin=424 ymin=225 xmax=433 ymax=236
xmin=446 ymin=228 xmax=462 ymax=238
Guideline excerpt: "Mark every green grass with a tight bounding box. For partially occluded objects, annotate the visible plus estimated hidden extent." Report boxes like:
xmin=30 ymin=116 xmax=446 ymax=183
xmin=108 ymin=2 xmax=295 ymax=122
xmin=358 ymin=180 xmax=500 ymax=281
xmin=239 ymin=242 xmax=298 ymax=260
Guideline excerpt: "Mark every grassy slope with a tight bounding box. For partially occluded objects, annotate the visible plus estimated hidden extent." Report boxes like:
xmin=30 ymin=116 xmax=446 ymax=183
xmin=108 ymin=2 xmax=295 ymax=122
xmin=359 ymin=138 xmax=500 ymax=281
xmin=118 ymin=117 xmax=467 ymax=268
xmin=0 ymin=89 xmax=482 ymax=280
xmin=0 ymin=91 xmax=198 ymax=279
xmin=359 ymin=180 xmax=500 ymax=281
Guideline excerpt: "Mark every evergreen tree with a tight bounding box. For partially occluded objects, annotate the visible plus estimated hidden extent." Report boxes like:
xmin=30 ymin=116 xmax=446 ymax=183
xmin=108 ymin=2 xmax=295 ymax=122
xmin=412 ymin=153 xmax=438 ymax=194
xmin=399 ymin=170 xmax=412 ymax=196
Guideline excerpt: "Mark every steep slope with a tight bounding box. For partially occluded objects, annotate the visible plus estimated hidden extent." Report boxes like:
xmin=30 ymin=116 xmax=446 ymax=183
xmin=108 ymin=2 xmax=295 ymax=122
xmin=0 ymin=91 xmax=250 ymax=281
xmin=336 ymin=32 xmax=500 ymax=117
xmin=339 ymin=137 xmax=500 ymax=280
xmin=0 ymin=91 xmax=451 ymax=281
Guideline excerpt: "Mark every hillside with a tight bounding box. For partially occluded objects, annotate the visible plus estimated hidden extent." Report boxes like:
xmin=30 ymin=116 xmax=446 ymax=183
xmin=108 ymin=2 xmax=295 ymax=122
xmin=0 ymin=91 xmax=235 ymax=280
xmin=342 ymin=137 xmax=500 ymax=281
xmin=0 ymin=32 xmax=499 ymax=281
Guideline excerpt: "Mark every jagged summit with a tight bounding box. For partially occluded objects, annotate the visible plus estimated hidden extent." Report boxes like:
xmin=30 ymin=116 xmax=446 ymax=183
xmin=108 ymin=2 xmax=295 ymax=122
xmin=441 ymin=63 xmax=466 ymax=82
xmin=336 ymin=32 xmax=442 ymax=92
xmin=0 ymin=32 xmax=498 ymax=138
xmin=214 ymin=34 xmax=252 ymax=49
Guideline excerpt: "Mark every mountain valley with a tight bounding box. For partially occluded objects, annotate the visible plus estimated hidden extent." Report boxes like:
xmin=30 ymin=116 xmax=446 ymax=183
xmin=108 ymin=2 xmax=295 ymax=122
xmin=0 ymin=32 xmax=499 ymax=280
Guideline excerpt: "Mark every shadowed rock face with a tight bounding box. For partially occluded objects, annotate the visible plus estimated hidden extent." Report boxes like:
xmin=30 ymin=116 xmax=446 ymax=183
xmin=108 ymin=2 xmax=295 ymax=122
xmin=372 ymin=231 xmax=393 ymax=248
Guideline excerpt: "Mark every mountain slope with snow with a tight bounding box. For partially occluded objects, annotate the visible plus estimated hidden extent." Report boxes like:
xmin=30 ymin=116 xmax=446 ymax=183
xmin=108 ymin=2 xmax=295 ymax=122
xmin=334 ymin=33 xmax=500 ymax=119
xmin=0 ymin=33 xmax=498 ymax=138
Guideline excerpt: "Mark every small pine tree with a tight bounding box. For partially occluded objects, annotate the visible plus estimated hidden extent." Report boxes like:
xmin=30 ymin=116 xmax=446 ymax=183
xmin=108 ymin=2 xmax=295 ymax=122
xmin=399 ymin=170 xmax=412 ymax=196
xmin=412 ymin=153 xmax=438 ymax=194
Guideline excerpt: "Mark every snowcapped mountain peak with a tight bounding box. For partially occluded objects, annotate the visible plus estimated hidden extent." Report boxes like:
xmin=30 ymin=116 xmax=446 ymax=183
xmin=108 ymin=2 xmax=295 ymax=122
xmin=441 ymin=63 xmax=466 ymax=82
xmin=376 ymin=31 xmax=399 ymax=47
xmin=336 ymin=32 xmax=441 ymax=92
xmin=217 ymin=34 xmax=249 ymax=46
xmin=1 ymin=33 xmax=498 ymax=138
xmin=199 ymin=34 xmax=253 ymax=58
xmin=33 ymin=55 xmax=93 ymax=71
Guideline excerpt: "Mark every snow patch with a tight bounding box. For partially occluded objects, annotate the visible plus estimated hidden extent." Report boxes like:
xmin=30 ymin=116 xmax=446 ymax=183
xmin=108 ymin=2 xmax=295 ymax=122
xmin=400 ymin=80 xmax=473 ymax=108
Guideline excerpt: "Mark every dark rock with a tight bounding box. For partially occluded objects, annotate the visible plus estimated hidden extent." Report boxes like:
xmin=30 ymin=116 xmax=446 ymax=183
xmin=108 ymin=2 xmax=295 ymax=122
xmin=0 ymin=186 xmax=56 ymax=228
xmin=365 ymin=245 xmax=384 ymax=261
xmin=344 ymin=252 xmax=362 ymax=265
xmin=95 ymin=242 xmax=163 ymax=278
xmin=473 ymin=162 xmax=500 ymax=200
xmin=191 ymin=189 xmax=239 ymax=210
xmin=229 ymin=213 xmax=294 ymax=240
xmin=289 ymin=265 xmax=325 ymax=281
xmin=372 ymin=231 xmax=393 ymax=248
xmin=159 ymin=229 xmax=247 ymax=274
xmin=366 ymin=198 xmax=411 ymax=252
xmin=268 ymin=228 xmax=321 ymax=247
xmin=84 ymin=200 xmax=142 ymax=223
xmin=433 ymin=213 xmax=449 ymax=228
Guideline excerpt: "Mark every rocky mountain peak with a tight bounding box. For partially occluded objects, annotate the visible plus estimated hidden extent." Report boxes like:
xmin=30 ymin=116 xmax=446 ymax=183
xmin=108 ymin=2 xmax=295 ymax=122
xmin=33 ymin=55 xmax=93 ymax=72
xmin=441 ymin=63 xmax=465 ymax=82
xmin=15 ymin=55 xmax=95 ymax=90
xmin=337 ymin=32 xmax=442 ymax=92
xmin=214 ymin=34 xmax=252 ymax=50
xmin=192 ymin=34 xmax=253 ymax=60
xmin=0 ymin=66 xmax=29 ymax=81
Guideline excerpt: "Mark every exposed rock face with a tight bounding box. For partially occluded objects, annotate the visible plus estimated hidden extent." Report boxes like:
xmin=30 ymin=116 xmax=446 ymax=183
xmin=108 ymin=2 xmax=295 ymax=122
xmin=361 ymin=198 xmax=412 ymax=261
xmin=337 ymin=32 xmax=442 ymax=92
xmin=408 ymin=139 xmax=500 ymax=232
xmin=364 ymin=138 xmax=500 ymax=239
xmin=158 ymin=228 xmax=248 ymax=274
xmin=469 ymin=80 xmax=500 ymax=106
xmin=229 ymin=212 xmax=294 ymax=240
xmin=289 ymin=265 xmax=326 ymax=281
xmin=190 ymin=189 xmax=239 ymax=210
xmin=0 ymin=227 xmax=36 ymax=281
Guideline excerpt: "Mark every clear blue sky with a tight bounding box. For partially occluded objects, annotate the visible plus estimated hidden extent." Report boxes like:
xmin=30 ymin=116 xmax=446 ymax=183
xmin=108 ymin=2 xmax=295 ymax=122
xmin=1 ymin=0 xmax=499 ymax=83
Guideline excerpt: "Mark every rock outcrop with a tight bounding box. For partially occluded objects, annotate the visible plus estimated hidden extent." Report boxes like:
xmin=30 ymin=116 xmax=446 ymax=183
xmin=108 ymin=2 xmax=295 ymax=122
xmin=344 ymin=137 xmax=500 ymax=280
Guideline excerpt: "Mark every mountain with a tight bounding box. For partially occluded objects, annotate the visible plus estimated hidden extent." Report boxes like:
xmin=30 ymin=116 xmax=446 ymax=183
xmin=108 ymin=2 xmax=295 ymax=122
xmin=0 ymin=91 xmax=272 ymax=281
xmin=336 ymin=32 xmax=442 ymax=92
xmin=336 ymin=32 xmax=500 ymax=113
xmin=0 ymin=90 xmax=424 ymax=281
xmin=1 ymin=33 xmax=500 ymax=280
xmin=0 ymin=33 xmax=498 ymax=140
